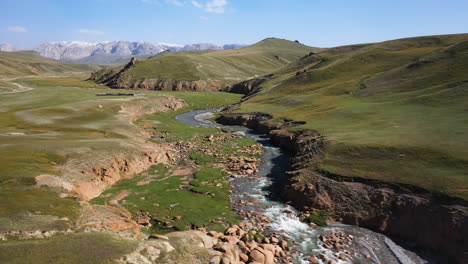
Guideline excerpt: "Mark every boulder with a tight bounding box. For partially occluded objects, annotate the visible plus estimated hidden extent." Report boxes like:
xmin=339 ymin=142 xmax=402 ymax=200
xmin=307 ymin=255 xmax=320 ymax=264
xmin=250 ymin=249 xmax=265 ymax=263
xmin=210 ymin=256 xmax=221 ymax=264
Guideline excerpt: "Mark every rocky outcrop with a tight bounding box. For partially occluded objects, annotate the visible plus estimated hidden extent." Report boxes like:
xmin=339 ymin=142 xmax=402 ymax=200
xmin=91 ymin=56 xmax=139 ymax=88
xmin=227 ymin=74 xmax=274 ymax=95
xmin=118 ymin=231 xmax=217 ymax=264
xmin=217 ymin=112 xmax=468 ymax=264
xmin=72 ymin=151 xmax=172 ymax=201
xmin=89 ymin=57 xmax=223 ymax=91
xmin=226 ymin=154 xmax=261 ymax=177
xmin=119 ymin=224 xmax=290 ymax=264
xmin=205 ymin=224 xmax=289 ymax=264
xmin=122 ymin=79 xmax=223 ymax=91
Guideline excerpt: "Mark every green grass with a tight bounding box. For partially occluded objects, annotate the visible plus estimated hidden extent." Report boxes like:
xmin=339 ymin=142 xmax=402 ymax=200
xmin=0 ymin=72 xmax=243 ymax=229
xmin=15 ymin=74 xmax=107 ymax=88
xmin=0 ymin=80 xmax=16 ymax=93
xmin=0 ymin=51 xmax=100 ymax=78
xmin=92 ymin=38 xmax=319 ymax=88
xmin=137 ymin=91 xmax=242 ymax=141
xmin=0 ymin=232 xmax=137 ymax=264
xmin=92 ymin=164 xmax=239 ymax=233
xmin=0 ymin=70 xmax=245 ymax=262
xmin=237 ymin=33 xmax=468 ymax=199
xmin=0 ymin=76 xmax=242 ymax=234
xmin=0 ymin=183 xmax=79 ymax=224
xmin=189 ymin=151 xmax=216 ymax=165
xmin=303 ymin=212 xmax=328 ymax=227
xmin=91 ymin=91 xmax=260 ymax=234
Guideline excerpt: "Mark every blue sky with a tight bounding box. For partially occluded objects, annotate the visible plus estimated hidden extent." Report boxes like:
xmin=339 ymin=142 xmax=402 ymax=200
xmin=1 ymin=0 xmax=468 ymax=48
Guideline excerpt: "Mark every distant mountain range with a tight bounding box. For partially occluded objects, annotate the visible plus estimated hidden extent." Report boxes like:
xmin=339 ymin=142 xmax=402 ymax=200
xmin=90 ymin=38 xmax=317 ymax=91
xmin=0 ymin=41 xmax=248 ymax=64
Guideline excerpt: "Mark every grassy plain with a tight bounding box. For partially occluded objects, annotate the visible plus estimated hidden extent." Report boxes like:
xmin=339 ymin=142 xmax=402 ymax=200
xmin=0 ymin=232 xmax=137 ymax=264
xmin=0 ymin=51 xmax=100 ymax=78
xmin=0 ymin=68 xmax=242 ymax=262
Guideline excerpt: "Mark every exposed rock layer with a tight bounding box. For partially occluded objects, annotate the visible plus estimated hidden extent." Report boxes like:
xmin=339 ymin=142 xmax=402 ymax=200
xmin=217 ymin=112 xmax=468 ymax=264
xmin=88 ymin=57 xmax=222 ymax=91
xmin=64 ymin=96 xmax=186 ymax=201
xmin=227 ymin=74 xmax=274 ymax=96
xmin=72 ymin=151 xmax=171 ymax=201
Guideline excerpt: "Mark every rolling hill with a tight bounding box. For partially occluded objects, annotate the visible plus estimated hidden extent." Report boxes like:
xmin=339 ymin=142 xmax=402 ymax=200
xmin=0 ymin=50 xmax=101 ymax=78
xmin=90 ymin=38 xmax=319 ymax=91
xmin=232 ymin=33 xmax=468 ymax=200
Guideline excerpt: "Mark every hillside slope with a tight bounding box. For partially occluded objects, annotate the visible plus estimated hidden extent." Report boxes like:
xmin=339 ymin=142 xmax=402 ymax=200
xmin=234 ymin=33 xmax=468 ymax=200
xmin=0 ymin=51 xmax=101 ymax=78
xmin=90 ymin=38 xmax=318 ymax=91
xmin=219 ymin=33 xmax=468 ymax=263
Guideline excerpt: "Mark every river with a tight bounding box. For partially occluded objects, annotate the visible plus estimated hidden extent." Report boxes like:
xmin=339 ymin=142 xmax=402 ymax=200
xmin=176 ymin=108 xmax=429 ymax=264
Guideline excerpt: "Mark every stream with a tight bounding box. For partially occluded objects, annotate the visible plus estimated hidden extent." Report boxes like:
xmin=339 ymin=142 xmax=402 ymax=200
xmin=175 ymin=108 xmax=429 ymax=264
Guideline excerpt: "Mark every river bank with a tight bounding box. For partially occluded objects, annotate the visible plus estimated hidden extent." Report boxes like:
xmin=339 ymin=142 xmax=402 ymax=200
xmin=176 ymin=109 xmax=431 ymax=264
xmin=215 ymin=111 xmax=468 ymax=264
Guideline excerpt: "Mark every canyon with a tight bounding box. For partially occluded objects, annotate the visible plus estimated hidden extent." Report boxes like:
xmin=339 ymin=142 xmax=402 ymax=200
xmin=216 ymin=111 xmax=468 ymax=264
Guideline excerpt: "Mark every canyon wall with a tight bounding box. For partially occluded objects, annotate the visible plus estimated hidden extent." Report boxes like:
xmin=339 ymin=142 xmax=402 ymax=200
xmin=217 ymin=112 xmax=468 ymax=264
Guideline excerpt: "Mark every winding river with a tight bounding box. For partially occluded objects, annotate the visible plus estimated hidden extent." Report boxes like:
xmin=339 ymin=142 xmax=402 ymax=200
xmin=176 ymin=108 xmax=429 ymax=264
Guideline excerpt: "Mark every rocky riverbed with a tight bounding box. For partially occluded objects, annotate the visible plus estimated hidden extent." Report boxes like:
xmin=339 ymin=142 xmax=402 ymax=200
xmin=175 ymin=109 xmax=430 ymax=264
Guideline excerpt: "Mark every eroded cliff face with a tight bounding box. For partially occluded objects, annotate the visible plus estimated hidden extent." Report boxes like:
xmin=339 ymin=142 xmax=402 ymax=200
xmin=72 ymin=150 xmax=172 ymax=201
xmin=89 ymin=57 xmax=224 ymax=91
xmin=112 ymin=78 xmax=223 ymax=91
xmin=217 ymin=112 xmax=468 ymax=264
xmin=227 ymin=74 xmax=274 ymax=96
xmin=48 ymin=96 xmax=186 ymax=201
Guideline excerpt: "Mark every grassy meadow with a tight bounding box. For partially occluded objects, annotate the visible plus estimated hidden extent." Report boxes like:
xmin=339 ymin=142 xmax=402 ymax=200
xmin=91 ymin=90 xmax=259 ymax=234
xmin=0 ymin=232 xmax=137 ymax=264
xmin=0 ymin=51 xmax=100 ymax=78
xmin=0 ymin=69 xmax=242 ymax=263
xmin=237 ymin=34 xmax=468 ymax=199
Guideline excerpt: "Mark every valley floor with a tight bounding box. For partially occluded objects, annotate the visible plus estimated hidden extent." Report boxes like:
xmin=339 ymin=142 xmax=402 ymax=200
xmin=0 ymin=75 xmax=253 ymax=263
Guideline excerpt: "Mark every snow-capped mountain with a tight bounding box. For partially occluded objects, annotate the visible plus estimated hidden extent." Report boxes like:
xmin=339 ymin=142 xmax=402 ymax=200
xmin=34 ymin=41 xmax=174 ymax=61
xmin=178 ymin=43 xmax=247 ymax=51
xmin=29 ymin=41 xmax=247 ymax=63
xmin=35 ymin=41 xmax=247 ymax=61
xmin=180 ymin=43 xmax=223 ymax=51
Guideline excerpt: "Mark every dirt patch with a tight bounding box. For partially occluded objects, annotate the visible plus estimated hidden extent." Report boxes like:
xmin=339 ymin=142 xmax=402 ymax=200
xmin=0 ymin=83 xmax=34 ymax=95
xmin=108 ymin=191 xmax=130 ymax=206
xmin=136 ymin=179 xmax=157 ymax=186
xmin=35 ymin=174 xmax=74 ymax=192
xmin=169 ymin=167 xmax=195 ymax=177
xmin=78 ymin=204 xmax=141 ymax=235
xmin=136 ymin=166 xmax=196 ymax=186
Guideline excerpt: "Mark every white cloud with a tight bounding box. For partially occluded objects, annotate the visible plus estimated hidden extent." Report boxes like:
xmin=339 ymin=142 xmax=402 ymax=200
xmin=200 ymin=16 xmax=209 ymax=20
xmin=191 ymin=0 xmax=203 ymax=8
xmin=191 ymin=0 xmax=228 ymax=13
xmin=77 ymin=29 xmax=104 ymax=35
xmin=205 ymin=0 xmax=228 ymax=13
xmin=166 ymin=0 xmax=183 ymax=6
xmin=7 ymin=26 xmax=27 ymax=33
xmin=142 ymin=0 xmax=228 ymax=12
